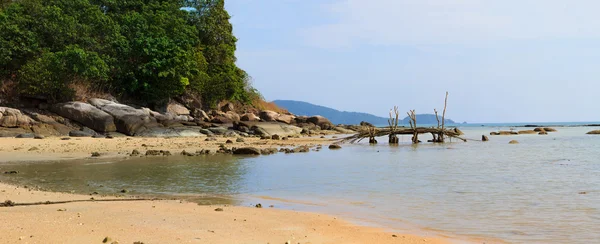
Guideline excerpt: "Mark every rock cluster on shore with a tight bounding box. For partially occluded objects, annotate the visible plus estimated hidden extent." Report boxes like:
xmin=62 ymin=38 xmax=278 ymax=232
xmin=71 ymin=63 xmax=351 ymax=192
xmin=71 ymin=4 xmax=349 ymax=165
xmin=490 ymin=127 xmax=557 ymax=136
xmin=0 ymin=99 xmax=355 ymax=139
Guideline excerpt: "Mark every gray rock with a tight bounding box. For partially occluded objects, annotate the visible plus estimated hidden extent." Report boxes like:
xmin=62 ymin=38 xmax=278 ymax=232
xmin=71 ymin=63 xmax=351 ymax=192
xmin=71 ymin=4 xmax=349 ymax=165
xmin=15 ymin=133 xmax=35 ymax=138
xmin=236 ymin=137 xmax=245 ymax=142
xmin=134 ymin=127 xmax=205 ymax=138
xmin=260 ymin=148 xmax=278 ymax=155
xmin=51 ymin=102 xmax=116 ymax=132
xmin=259 ymin=110 xmax=279 ymax=122
xmin=240 ymin=113 xmax=260 ymax=122
xmin=69 ymin=130 xmax=93 ymax=137
xmin=88 ymin=98 xmax=156 ymax=136
xmin=233 ymin=147 xmax=261 ymax=155
xmin=243 ymin=122 xmax=302 ymax=137
xmin=307 ymin=115 xmax=334 ymax=130
xmin=199 ymin=129 xmax=214 ymax=136
xmin=208 ymin=126 xmax=228 ymax=135
xmin=328 ymin=144 xmax=342 ymax=150
xmin=0 ymin=107 xmax=34 ymax=128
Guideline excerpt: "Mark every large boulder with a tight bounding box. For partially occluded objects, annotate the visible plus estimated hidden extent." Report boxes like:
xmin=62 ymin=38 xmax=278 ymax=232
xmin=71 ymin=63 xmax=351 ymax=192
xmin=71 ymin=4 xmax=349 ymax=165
xmin=220 ymin=102 xmax=234 ymax=112
xmin=240 ymin=122 xmax=302 ymax=137
xmin=241 ymin=113 xmax=260 ymax=122
xmin=89 ymin=98 xmax=156 ymax=136
xmin=276 ymin=114 xmax=295 ymax=124
xmin=165 ymin=101 xmax=190 ymax=116
xmin=51 ymin=102 xmax=116 ymax=132
xmin=259 ymin=110 xmax=279 ymax=122
xmin=307 ymin=115 xmax=334 ymax=130
xmin=0 ymin=107 xmax=34 ymax=128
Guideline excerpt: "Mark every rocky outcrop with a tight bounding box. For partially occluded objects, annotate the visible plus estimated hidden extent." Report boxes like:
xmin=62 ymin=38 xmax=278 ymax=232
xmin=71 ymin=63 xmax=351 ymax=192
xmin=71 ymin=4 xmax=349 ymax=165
xmin=275 ymin=114 xmax=295 ymax=124
xmin=586 ymin=130 xmax=600 ymax=135
xmin=134 ymin=127 xmax=205 ymax=137
xmin=238 ymin=122 xmax=302 ymax=137
xmin=259 ymin=110 xmax=278 ymax=122
xmin=89 ymin=98 xmax=156 ymax=136
xmin=307 ymin=115 xmax=334 ymax=130
xmin=51 ymin=102 xmax=117 ymax=132
xmin=0 ymin=107 xmax=34 ymax=128
xmin=241 ymin=113 xmax=260 ymax=122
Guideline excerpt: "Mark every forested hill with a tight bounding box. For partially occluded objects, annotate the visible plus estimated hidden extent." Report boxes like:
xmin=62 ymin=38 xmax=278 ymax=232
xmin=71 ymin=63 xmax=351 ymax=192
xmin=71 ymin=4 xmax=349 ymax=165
xmin=0 ymin=0 xmax=259 ymax=108
xmin=273 ymin=100 xmax=457 ymax=125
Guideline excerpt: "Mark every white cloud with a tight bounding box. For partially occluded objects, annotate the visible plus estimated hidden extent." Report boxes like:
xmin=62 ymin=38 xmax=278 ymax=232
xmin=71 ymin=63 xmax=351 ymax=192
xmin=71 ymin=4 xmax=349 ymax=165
xmin=302 ymin=0 xmax=600 ymax=48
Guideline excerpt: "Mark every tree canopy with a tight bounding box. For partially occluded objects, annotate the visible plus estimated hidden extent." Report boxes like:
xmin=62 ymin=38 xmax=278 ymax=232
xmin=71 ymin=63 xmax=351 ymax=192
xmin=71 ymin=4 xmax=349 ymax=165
xmin=0 ymin=0 xmax=257 ymax=107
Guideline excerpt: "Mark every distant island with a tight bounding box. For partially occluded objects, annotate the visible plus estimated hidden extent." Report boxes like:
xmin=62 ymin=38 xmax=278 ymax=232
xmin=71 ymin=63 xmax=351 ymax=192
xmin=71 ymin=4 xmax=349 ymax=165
xmin=273 ymin=100 xmax=456 ymax=125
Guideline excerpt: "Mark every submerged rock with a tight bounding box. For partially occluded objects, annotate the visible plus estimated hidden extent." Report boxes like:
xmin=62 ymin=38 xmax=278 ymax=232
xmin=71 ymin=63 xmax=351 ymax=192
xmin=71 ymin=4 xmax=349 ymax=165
xmin=232 ymin=147 xmax=261 ymax=155
xmin=328 ymin=144 xmax=342 ymax=150
xmin=509 ymin=140 xmax=519 ymax=144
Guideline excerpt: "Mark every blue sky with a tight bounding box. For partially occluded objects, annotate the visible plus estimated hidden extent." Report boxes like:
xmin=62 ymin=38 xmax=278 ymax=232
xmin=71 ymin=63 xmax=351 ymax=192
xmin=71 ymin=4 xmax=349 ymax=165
xmin=226 ymin=0 xmax=600 ymax=123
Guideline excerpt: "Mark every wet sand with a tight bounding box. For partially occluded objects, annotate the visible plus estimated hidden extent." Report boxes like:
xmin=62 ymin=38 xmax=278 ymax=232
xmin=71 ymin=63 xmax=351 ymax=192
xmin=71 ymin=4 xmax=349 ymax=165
xmin=0 ymin=136 xmax=456 ymax=244
xmin=0 ymin=183 xmax=451 ymax=244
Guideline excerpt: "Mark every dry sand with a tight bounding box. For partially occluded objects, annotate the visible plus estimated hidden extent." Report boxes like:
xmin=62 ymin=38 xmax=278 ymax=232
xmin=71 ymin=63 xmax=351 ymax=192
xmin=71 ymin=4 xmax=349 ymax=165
xmin=0 ymin=136 xmax=334 ymax=163
xmin=0 ymin=136 xmax=460 ymax=244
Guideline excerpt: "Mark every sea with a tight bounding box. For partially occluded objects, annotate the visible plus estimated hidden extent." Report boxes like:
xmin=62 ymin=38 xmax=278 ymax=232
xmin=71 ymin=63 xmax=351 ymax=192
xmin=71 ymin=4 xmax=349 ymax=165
xmin=2 ymin=122 xmax=600 ymax=244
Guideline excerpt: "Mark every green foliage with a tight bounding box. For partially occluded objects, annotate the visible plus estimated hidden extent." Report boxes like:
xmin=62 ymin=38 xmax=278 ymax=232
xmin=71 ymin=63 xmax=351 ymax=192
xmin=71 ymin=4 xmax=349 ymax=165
xmin=18 ymin=46 xmax=108 ymax=101
xmin=0 ymin=0 xmax=259 ymax=106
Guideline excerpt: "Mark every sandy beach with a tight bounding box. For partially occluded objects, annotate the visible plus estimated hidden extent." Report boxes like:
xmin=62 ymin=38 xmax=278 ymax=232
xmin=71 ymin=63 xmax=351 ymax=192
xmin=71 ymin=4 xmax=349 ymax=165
xmin=0 ymin=136 xmax=457 ymax=244
xmin=0 ymin=136 xmax=335 ymax=163
xmin=0 ymin=182 xmax=451 ymax=244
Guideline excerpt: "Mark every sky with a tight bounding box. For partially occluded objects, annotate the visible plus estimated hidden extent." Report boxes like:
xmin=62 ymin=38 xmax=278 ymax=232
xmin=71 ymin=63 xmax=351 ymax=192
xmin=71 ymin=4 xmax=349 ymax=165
xmin=226 ymin=0 xmax=600 ymax=123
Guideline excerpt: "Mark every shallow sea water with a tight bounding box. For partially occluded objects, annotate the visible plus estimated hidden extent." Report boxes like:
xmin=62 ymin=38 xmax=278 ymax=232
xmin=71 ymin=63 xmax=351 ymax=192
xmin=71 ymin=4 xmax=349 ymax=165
xmin=2 ymin=126 xmax=600 ymax=243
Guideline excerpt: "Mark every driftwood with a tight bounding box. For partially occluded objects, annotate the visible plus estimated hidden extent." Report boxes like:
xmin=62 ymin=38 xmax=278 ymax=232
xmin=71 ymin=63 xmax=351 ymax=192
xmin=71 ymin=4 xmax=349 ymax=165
xmin=341 ymin=92 xmax=467 ymax=144
xmin=341 ymin=127 xmax=467 ymax=144
xmin=1 ymin=198 xmax=160 ymax=207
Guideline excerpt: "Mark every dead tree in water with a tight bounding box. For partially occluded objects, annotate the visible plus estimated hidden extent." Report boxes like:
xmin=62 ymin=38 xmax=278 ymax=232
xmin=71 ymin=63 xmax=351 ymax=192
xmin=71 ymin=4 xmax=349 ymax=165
xmin=388 ymin=106 xmax=400 ymax=144
xmin=406 ymin=109 xmax=419 ymax=143
xmin=341 ymin=92 xmax=466 ymax=144
xmin=365 ymin=125 xmax=378 ymax=144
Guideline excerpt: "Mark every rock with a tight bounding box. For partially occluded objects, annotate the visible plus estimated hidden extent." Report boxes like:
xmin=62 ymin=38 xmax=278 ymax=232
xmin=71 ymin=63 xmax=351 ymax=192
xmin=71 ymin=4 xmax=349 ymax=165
xmin=69 ymin=130 xmax=93 ymax=137
xmin=489 ymin=132 xmax=499 ymax=135
xmin=224 ymin=111 xmax=240 ymax=122
xmin=51 ymin=102 xmax=116 ymax=132
xmin=534 ymin=127 xmax=545 ymax=132
xmin=28 ymin=147 xmax=39 ymax=151
xmin=89 ymin=98 xmax=156 ymax=136
xmin=208 ymin=127 xmax=228 ymax=135
xmin=518 ymin=130 xmax=537 ymax=134
xmin=199 ymin=129 xmax=214 ymax=136
xmin=145 ymin=150 xmax=171 ymax=156
xmin=255 ymin=203 xmax=262 ymax=208
xmin=259 ymin=110 xmax=279 ymax=122
xmin=241 ymin=122 xmax=302 ymax=137
xmin=328 ymin=144 xmax=342 ymax=149
xmin=0 ymin=107 xmax=34 ymax=128
xmin=181 ymin=150 xmax=195 ymax=156
xmin=586 ymin=130 xmax=600 ymax=135
xmin=260 ymin=148 xmax=278 ymax=155
xmin=210 ymin=116 xmax=231 ymax=124
xmin=292 ymin=146 xmax=310 ymax=153
xmin=240 ymin=113 xmax=260 ymax=122
xmin=193 ymin=109 xmax=210 ymax=121
xmin=491 ymin=131 xmax=518 ymax=135
xmin=15 ymin=133 xmax=35 ymax=138
xmin=102 ymin=236 xmax=112 ymax=243
xmin=135 ymin=127 xmax=205 ymax=138
xmin=205 ymin=137 xmax=217 ymax=141
xmin=130 ymin=149 xmax=141 ymax=156
xmin=482 ymin=135 xmax=489 ymax=141
xmin=543 ymin=127 xmax=557 ymax=132
xmin=509 ymin=140 xmax=519 ymax=144
xmin=34 ymin=135 xmax=45 ymax=139
xmin=275 ymin=114 xmax=295 ymax=124
xmin=4 ymin=170 xmax=18 ymax=174
xmin=307 ymin=115 xmax=334 ymax=130
xmin=232 ymin=147 xmax=261 ymax=155
xmin=261 ymin=135 xmax=272 ymax=140
xmin=223 ymin=131 xmax=239 ymax=137
xmin=220 ymin=102 xmax=234 ymax=112
xmin=165 ymin=101 xmax=190 ymax=116
xmin=360 ymin=121 xmax=374 ymax=127
xmin=91 ymin=152 xmax=101 ymax=157
xmin=214 ymin=208 xmax=224 ymax=212
xmin=236 ymin=137 xmax=245 ymax=142
xmin=271 ymin=134 xmax=281 ymax=140
xmin=225 ymin=139 xmax=233 ymax=144
xmin=539 ymin=131 xmax=548 ymax=135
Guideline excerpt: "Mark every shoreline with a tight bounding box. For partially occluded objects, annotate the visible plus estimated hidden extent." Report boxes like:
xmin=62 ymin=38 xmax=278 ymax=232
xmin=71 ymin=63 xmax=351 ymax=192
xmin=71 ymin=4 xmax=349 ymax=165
xmin=0 ymin=136 xmax=495 ymax=244
xmin=0 ymin=182 xmax=453 ymax=244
